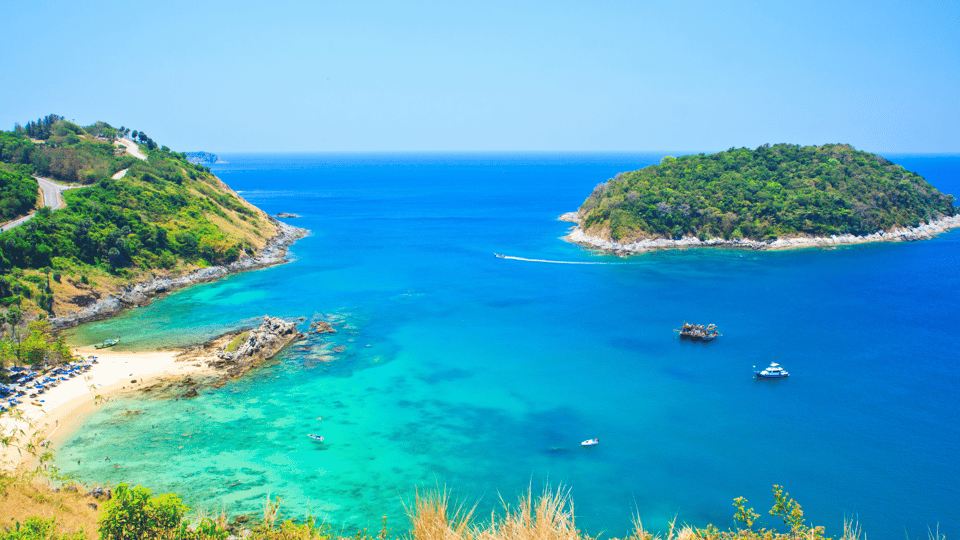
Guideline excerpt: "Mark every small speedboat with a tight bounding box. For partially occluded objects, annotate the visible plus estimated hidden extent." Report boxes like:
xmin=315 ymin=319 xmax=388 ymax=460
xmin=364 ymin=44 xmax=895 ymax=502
xmin=308 ymin=434 xmax=324 ymax=441
xmin=581 ymin=438 xmax=599 ymax=446
xmin=755 ymin=362 xmax=789 ymax=379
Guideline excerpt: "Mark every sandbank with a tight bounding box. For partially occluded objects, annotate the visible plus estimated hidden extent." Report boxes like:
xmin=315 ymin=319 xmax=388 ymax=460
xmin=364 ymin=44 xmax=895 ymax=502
xmin=0 ymin=347 xmax=213 ymax=472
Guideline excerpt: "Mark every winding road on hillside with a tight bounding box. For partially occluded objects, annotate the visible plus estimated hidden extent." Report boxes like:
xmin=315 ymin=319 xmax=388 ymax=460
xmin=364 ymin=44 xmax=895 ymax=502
xmin=0 ymin=177 xmax=81 ymax=232
xmin=0 ymin=138 xmax=147 ymax=232
xmin=110 ymin=138 xmax=148 ymax=179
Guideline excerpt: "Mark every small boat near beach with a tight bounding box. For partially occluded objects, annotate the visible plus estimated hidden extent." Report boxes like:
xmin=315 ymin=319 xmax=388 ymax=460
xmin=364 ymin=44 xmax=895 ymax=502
xmin=308 ymin=434 xmax=324 ymax=441
xmin=94 ymin=337 xmax=120 ymax=349
xmin=755 ymin=362 xmax=789 ymax=379
xmin=581 ymin=438 xmax=599 ymax=446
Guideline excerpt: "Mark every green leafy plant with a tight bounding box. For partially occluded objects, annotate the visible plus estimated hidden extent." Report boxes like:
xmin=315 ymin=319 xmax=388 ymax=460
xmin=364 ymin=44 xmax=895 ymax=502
xmin=97 ymin=484 xmax=189 ymax=540
xmin=225 ymin=331 xmax=250 ymax=352
xmin=0 ymin=516 xmax=85 ymax=540
xmin=732 ymin=496 xmax=759 ymax=528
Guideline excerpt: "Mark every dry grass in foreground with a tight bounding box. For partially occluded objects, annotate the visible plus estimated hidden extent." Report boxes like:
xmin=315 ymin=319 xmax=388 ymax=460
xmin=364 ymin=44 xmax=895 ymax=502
xmin=1 ymin=477 xmax=948 ymax=540
xmin=406 ymin=486 xmax=868 ymax=540
xmin=0 ymin=472 xmax=100 ymax=538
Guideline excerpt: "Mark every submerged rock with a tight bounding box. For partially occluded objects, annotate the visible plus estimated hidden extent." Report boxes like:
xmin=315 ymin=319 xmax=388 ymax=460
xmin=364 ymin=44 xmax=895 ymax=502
xmin=310 ymin=320 xmax=337 ymax=333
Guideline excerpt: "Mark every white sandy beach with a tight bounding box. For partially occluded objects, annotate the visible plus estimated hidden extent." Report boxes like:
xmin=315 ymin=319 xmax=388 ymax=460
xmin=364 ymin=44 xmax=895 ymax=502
xmin=0 ymin=347 xmax=212 ymax=472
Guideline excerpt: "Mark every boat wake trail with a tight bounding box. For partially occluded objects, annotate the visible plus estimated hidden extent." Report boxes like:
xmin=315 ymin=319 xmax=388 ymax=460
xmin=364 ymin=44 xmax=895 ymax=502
xmin=497 ymin=254 xmax=612 ymax=265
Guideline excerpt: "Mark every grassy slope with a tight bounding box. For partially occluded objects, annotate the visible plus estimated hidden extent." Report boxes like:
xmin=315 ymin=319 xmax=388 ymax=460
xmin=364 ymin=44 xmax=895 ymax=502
xmin=0 ymin=475 xmax=100 ymax=538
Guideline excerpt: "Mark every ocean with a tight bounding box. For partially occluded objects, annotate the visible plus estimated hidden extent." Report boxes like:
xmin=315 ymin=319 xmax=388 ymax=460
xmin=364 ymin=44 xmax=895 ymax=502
xmin=61 ymin=153 xmax=960 ymax=539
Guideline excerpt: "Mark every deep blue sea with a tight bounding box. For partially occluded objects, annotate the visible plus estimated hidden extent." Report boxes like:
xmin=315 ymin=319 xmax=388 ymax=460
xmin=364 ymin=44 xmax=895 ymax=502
xmin=61 ymin=153 xmax=960 ymax=539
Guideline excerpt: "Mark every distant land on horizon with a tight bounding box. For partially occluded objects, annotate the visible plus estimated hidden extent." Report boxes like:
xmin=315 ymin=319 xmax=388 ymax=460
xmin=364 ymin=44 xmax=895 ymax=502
xmin=185 ymin=151 xmax=227 ymax=165
xmin=194 ymin=149 xmax=960 ymax=156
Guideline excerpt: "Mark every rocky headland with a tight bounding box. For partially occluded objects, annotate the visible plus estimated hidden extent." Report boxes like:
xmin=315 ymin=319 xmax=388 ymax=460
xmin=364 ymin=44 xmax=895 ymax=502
xmin=211 ymin=315 xmax=303 ymax=378
xmin=148 ymin=315 xmax=304 ymax=399
xmin=49 ymin=219 xmax=308 ymax=330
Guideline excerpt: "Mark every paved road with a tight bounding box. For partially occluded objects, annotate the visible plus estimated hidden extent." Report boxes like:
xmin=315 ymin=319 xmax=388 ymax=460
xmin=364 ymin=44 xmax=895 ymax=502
xmin=0 ymin=138 xmax=143 ymax=232
xmin=0 ymin=177 xmax=82 ymax=232
xmin=36 ymin=176 xmax=75 ymax=210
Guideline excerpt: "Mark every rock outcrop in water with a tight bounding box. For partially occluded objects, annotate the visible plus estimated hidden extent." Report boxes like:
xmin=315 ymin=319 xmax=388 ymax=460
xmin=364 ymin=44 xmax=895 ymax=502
xmin=162 ymin=315 xmax=304 ymax=398
xmin=213 ymin=316 xmax=302 ymax=378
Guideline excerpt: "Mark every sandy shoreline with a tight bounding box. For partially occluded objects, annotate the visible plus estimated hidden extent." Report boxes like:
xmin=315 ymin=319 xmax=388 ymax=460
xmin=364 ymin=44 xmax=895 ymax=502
xmin=2 ymin=216 xmax=307 ymax=473
xmin=560 ymin=212 xmax=960 ymax=253
xmin=0 ymin=347 xmax=214 ymax=472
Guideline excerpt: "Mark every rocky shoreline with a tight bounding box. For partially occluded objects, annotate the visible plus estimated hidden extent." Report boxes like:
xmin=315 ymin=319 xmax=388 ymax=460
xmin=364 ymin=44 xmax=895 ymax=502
xmin=49 ymin=219 xmax=308 ymax=330
xmin=164 ymin=315 xmax=304 ymax=398
xmin=210 ymin=315 xmax=302 ymax=379
xmin=560 ymin=212 xmax=960 ymax=254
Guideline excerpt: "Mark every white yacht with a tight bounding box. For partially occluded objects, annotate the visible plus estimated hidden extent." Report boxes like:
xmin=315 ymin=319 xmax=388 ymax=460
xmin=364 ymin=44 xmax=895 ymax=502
xmin=755 ymin=362 xmax=789 ymax=379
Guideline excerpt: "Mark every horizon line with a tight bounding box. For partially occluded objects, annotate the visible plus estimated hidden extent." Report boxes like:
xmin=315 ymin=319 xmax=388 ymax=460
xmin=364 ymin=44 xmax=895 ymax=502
xmin=204 ymin=149 xmax=960 ymax=156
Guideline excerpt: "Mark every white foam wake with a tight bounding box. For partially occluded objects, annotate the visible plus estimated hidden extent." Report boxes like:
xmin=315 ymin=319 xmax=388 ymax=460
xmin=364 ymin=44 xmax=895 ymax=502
xmin=498 ymin=255 xmax=610 ymax=265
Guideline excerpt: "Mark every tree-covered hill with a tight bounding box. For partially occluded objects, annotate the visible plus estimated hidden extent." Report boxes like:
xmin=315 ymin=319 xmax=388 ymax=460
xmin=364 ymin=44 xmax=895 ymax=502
xmin=576 ymin=144 xmax=958 ymax=243
xmin=0 ymin=165 xmax=39 ymax=221
xmin=0 ymin=115 xmax=279 ymax=319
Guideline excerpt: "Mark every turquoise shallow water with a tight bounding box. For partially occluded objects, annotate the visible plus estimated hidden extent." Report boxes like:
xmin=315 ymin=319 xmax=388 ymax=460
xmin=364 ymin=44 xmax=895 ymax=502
xmin=61 ymin=153 xmax=960 ymax=539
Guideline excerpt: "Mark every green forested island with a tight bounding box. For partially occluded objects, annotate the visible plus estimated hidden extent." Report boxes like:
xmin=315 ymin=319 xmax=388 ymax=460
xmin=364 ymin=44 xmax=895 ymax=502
xmin=0 ymin=114 xmax=284 ymax=321
xmin=574 ymin=144 xmax=958 ymax=244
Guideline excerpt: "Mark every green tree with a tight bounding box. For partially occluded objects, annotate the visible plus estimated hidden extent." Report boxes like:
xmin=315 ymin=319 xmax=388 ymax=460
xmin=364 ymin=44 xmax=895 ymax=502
xmin=98 ymin=484 xmax=189 ymax=540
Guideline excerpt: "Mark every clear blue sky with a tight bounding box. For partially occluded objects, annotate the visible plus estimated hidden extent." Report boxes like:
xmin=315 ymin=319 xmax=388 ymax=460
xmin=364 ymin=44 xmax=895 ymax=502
xmin=3 ymin=0 xmax=958 ymax=153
